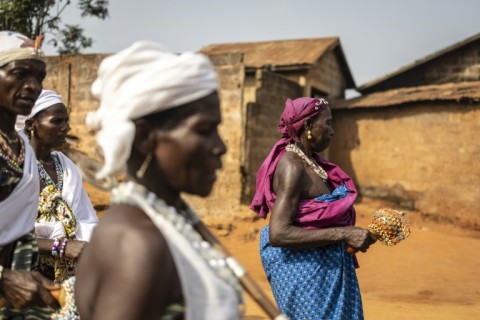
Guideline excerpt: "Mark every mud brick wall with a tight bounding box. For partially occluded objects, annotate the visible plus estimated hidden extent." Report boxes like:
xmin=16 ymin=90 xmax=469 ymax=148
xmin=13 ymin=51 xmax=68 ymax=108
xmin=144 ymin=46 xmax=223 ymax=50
xmin=183 ymin=53 xmax=246 ymax=219
xmin=44 ymin=53 xmax=247 ymax=219
xmin=307 ymin=49 xmax=347 ymax=99
xmin=242 ymin=70 xmax=303 ymax=203
xmin=44 ymin=54 xmax=107 ymax=160
xmin=329 ymin=103 xmax=480 ymax=229
xmin=363 ymin=41 xmax=480 ymax=93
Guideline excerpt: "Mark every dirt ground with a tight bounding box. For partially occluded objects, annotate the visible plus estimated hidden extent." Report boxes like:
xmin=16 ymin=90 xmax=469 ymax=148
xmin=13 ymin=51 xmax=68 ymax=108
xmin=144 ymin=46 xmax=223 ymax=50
xmin=86 ymin=185 xmax=480 ymax=320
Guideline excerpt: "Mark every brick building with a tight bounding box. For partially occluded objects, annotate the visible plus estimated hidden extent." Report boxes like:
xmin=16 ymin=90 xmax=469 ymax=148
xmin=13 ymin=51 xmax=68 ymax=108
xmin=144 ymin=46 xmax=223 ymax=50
xmin=42 ymin=38 xmax=356 ymax=219
xmin=201 ymin=38 xmax=356 ymax=204
xmin=43 ymin=53 xmax=247 ymax=219
xmin=330 ymin=33 xmax=480 ymax=229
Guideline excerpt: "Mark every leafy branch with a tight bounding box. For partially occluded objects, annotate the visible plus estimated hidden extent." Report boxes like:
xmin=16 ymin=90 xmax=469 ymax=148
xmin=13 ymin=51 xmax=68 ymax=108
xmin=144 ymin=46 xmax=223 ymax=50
xmin=0 ymin=0 xmax=109 ymax=54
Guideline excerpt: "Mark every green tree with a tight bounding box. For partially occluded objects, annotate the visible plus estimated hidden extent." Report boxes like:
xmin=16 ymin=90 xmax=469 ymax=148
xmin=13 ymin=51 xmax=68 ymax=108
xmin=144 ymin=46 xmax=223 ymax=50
xmin=0 ymin=0 xmax=109 ymax=55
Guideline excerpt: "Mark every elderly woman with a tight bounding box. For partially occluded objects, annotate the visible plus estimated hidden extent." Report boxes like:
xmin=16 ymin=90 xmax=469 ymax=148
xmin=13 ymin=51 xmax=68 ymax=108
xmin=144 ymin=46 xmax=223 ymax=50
xmin=16 ymin=89 xmax=98 ymax=283
xmin=0 ymin=30 xmax=58 ymax=318
xmin=250 ymin=97 xmax=375 ymax=319
xmin=75 ymin=41 xmax=243 ymax=319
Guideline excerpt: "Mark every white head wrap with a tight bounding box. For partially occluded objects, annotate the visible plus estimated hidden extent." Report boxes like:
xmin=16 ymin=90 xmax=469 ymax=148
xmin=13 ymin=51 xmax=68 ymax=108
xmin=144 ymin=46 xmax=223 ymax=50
xmin=15 ymin=90 xmax=63 ymax=131
xmin=0 ymin=31 xmax=45 ymax=67
xmin=86 ymin=41 xmax=218 ymax=179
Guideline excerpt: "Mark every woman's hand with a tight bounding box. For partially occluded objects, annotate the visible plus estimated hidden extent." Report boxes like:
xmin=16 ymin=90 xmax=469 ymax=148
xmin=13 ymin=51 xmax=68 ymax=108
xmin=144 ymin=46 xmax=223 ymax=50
xmin=0 ymin=269 xmax=60 ymax=309
xmin=343 ymin=226 xmax=376 ymax=252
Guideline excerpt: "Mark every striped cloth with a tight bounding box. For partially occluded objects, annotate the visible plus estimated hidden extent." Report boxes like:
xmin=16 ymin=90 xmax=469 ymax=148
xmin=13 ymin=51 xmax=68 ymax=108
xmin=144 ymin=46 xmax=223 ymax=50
xmin=260 ymin=226 xmax=364 ymax=320
xmin=0 ymin=231 xmax=51 ymax=320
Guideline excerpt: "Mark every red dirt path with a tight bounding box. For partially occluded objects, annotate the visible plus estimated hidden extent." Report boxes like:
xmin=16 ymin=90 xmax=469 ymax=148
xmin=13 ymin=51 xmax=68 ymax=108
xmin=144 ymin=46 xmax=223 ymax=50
xmin=87 ymin=184 xmax=480 ymax=320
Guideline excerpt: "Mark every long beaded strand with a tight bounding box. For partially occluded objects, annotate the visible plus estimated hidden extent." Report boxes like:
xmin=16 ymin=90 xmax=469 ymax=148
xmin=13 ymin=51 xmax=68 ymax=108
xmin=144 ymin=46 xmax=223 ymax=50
xmin=286 ymin=143 xmax=328 ymax=181
xmin=0 ymin=131 xmax=19 ymax=144
xmin=113 ymin=182 xmax=244 ymax=298
xmin=37 ymin=154 xmax=63 ymax=191
xmin=0 ymin=134 xmax=25 ymax=174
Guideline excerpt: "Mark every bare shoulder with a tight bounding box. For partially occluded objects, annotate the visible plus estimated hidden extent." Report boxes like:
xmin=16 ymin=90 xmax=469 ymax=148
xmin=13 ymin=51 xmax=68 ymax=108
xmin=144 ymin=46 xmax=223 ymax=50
xmin=274 ymin=151 xmax=305 ymax=189
xmin=88 ymin=204 xmax=167 ymax=263
xmin=77 ymin=203 xmax=170 ymax=284
xmin=76 ymin=204 xmax=180 ymax=319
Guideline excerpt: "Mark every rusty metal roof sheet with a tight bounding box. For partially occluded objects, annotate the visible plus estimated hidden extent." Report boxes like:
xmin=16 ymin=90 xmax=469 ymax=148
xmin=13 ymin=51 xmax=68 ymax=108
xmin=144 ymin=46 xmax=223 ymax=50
xmin=358 ymin=33 xmax=480 ymax=93
xmin=332 ymin=81 xmax=480 ymax=110
xmin=201 ymin=37 xmax=339 ymax=68
xmin=201 ymin=37 xmax=355 ymax=88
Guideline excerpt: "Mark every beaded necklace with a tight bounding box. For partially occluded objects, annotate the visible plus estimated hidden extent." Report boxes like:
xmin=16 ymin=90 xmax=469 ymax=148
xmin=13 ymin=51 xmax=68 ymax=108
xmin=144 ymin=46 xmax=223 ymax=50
xmin=0 ymin=133 xmax=25 ymax=174
xmin=112 ymin=182 xmax=244 ymax=301
xmin=0 ymin=130 xmax=19 ymax=144
xmin=37 ymin=153 xmax=63 ymax=191
xmin=286 ymin=143 xmax=328 ymax=181
xmin=36 ymin=154 xmax=77 ymax=238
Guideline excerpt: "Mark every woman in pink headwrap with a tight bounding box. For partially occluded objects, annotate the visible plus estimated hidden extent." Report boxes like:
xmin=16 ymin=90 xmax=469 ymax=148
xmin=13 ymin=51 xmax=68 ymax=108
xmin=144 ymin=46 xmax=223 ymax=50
xmin=250 ymin=97 xmax=375 ymax=320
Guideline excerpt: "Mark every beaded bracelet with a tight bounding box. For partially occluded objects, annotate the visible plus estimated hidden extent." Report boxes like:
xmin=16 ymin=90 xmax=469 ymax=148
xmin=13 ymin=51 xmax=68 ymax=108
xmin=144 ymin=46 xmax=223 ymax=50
xmin=59 ymin=238 xmax=68 ymax=258
xmin=52 ymin=238 xmax=61 ymax=257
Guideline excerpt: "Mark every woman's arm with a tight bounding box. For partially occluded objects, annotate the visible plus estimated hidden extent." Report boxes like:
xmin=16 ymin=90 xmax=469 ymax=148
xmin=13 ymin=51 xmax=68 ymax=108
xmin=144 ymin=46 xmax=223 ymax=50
xmin=36 ymin=238 xmax=87 ymax=260
xmin=269 ymin=156 xmax=372 ymax=251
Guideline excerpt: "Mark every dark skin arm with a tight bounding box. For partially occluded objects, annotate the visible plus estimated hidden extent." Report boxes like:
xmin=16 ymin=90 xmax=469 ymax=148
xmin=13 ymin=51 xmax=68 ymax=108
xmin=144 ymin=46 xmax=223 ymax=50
xmin=0 ymin=269 xmax=59 ymax=309
xmin=76 ymin=204 xmax=182 ymax=320
xmin=37 ymin=238 xmax=86 ymax=260
xmin=269 ymin=153 xmax=374 ymax=251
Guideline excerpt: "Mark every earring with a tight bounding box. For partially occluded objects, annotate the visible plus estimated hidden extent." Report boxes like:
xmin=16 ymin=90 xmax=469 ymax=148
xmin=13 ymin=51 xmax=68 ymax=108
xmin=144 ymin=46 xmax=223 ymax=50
xmin=136 ymin=153 xmax=153 ymax=179
xmin=307 ymin=130 xmax=312 ymax=140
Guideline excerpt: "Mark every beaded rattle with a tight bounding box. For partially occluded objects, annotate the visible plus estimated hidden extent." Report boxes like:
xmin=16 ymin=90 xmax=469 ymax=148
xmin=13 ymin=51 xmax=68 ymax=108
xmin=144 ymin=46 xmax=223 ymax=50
xmin=346 ymin=208 xmax=411 ymax=253
xmin=50 ymin=277 xmax=79 ymax=319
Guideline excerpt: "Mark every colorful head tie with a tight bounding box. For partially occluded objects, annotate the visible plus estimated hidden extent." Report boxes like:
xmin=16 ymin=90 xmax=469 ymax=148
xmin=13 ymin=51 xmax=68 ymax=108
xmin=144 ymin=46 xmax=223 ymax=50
xmin=278 ymin=97 xmax=329 ymax=142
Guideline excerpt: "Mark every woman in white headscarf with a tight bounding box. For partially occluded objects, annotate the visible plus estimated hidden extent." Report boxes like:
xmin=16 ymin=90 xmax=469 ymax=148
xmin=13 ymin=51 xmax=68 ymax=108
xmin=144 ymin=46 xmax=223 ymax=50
xmin=18 ymin=89 xmax=98 ymax=284
xmin=75 ymin=41 xmax=243 ymax=320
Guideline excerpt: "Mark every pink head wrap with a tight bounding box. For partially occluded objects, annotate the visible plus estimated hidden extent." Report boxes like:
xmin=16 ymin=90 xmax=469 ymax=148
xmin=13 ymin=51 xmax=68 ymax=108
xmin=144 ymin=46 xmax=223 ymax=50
xmin=278 ymin=97 xmax=329 ymax=141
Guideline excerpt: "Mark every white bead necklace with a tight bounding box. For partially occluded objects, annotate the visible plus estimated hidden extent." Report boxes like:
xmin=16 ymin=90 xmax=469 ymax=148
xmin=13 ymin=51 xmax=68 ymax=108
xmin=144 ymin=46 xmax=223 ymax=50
xmin=286 ymin=143 xmax=328 ymax=181
xmin=112 ymin=182 xmax=243 ymax=298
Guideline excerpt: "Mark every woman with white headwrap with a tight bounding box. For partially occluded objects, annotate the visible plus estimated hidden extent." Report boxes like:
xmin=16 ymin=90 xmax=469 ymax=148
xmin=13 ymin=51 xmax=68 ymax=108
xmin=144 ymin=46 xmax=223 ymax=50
xmin=75 ymin=41 xmax=243 ymax=320
xmin=18 ymin=89 xmax=98 ymax=284
xmin=0 ymin=30 xmax=59 ymax=319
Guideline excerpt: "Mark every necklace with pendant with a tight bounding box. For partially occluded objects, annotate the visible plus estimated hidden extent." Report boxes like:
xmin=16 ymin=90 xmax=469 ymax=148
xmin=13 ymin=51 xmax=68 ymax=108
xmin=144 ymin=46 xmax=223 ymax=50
xmin=286 ymin=143 xmax=328 ymax=181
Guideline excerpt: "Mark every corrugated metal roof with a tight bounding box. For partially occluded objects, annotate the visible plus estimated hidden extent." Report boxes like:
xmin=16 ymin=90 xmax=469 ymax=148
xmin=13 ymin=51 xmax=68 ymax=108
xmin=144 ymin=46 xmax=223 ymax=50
xmin=201 ymin=37 xmax=355 ymax=88
xmin=201 ymin=37 xmax=339 ymax=68
xmin=332 ymin=81 xmax=480 ymax=110
xmin=358 ymin=33 xmax=480 ymax=93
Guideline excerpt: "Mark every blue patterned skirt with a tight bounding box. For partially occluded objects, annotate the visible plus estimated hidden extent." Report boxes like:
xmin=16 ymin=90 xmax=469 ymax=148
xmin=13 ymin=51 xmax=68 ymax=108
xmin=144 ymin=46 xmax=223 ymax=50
xmin=260 ymin=226 xmax=364 ymax=320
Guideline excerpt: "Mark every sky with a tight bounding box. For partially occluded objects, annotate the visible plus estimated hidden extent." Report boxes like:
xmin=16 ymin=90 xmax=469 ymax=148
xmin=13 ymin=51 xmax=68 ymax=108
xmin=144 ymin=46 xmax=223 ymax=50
xmin=43 ymin=0 xmax=480 ymax=89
